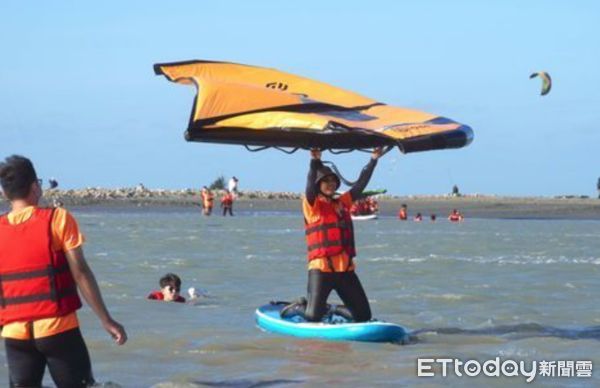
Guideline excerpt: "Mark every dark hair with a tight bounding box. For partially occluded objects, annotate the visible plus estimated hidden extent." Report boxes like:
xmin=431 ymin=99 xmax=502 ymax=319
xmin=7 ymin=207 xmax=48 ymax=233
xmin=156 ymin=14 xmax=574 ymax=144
xmin=159 ymin=273 xmax=182 ymax=289
xmin=0 ymin=155 xmax=38 ymax=200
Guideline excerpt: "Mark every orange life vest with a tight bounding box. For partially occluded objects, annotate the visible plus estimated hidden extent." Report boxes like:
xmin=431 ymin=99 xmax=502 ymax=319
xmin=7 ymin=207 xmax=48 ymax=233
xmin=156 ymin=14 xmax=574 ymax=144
xmin=201 ymin=191 xmax=214 ymax=206
xmin=398 ymin=209 xmax=408 ymax=220
xmin=0 ymin=208 xmax=82 ymax=325
xmin=305 ymin=196 xmax=356 ymax=260
xmin=221 ymin=193 xmax=233 ymax=206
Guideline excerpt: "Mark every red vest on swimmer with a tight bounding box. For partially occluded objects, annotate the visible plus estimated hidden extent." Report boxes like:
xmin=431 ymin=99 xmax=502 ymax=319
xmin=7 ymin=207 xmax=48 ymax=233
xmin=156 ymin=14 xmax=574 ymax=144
xmin=147 ymin=291 xmax=185 ymax=303
xmin=0 ymin=208 xmax=82 ymax=325
xmin=305 ymin=196 xmax=356 ymax=260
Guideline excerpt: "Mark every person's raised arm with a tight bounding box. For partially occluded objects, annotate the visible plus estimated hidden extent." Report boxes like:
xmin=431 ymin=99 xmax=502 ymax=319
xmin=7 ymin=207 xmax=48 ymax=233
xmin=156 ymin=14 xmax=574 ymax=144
xmin=306 ymin=149 xmax=323 ymax=205
xmin=349 ymin=147 xmax=382 ymax=201
xmin=65 ymin=247 xmax=127 ymax=345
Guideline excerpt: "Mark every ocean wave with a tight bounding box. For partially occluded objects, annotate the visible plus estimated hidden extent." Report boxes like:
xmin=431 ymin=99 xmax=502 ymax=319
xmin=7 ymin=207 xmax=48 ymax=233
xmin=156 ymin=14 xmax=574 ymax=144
xmin=422 ymin=293 xmax=468 ymax=301
xmin=165 ymin=235 xmax=199 ymax=241
xmin=368 ymin=256 xmax=427 ymax=263
xmin=367 ymin=254 xmax=600 ymax=265
xmin=361 ymin=244 xmax=390 ymax=249
xmin=412 ymin=323 xmax=600 ymax=341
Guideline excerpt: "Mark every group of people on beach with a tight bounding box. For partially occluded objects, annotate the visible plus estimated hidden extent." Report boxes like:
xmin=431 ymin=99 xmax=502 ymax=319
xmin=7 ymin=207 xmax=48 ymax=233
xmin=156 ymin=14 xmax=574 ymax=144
xmin=200 ymin=176 xmax=238 ymax=216
xmin=397 ymin=203 xmax=464 ymax=222
xmin=350 ymin=196 xmax=379 ymax=216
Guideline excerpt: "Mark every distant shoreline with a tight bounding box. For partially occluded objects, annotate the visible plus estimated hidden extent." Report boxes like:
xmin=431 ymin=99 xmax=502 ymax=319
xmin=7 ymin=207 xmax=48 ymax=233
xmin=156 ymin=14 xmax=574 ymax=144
xmin=2 ymin=187 xmax=599 ymax=219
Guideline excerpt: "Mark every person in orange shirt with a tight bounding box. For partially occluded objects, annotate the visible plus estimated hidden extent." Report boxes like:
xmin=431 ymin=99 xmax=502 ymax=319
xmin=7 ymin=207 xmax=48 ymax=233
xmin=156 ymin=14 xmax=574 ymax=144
xmin=285 ymin=148 xmax=381 ymax=323
xmin=0 ymin=155 xmax=127 ymax=387
xmin=398 ymin=203 xmax=408 ymax=220
xmin=200 ymin=186 xmax=214 ymax=216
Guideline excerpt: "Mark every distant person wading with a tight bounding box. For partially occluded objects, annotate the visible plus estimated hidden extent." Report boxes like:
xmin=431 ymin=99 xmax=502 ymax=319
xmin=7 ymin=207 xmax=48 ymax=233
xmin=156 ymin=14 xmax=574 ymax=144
xmin=221 ymin=189 xmax=234 ymax=216
xmin=201 ymin=186 xmax=214 ymax=216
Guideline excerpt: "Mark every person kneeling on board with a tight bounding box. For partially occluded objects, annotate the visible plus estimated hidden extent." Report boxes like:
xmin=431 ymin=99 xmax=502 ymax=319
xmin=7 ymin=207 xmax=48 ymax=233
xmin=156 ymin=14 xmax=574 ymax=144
xmin=283 ymin=148 xmax=382 ymax=323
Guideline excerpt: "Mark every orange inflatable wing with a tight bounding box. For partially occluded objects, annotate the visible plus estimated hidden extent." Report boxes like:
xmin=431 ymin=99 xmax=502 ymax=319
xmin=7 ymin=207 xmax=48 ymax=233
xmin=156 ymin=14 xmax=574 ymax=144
xmin=154 ymin=60 xmax=473 ymax=153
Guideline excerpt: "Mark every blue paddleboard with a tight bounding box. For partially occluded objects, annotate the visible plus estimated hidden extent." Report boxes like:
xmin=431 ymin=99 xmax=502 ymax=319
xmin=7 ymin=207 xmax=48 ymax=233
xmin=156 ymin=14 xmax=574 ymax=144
xmin=255 ymin=302 xmax=408 ymax=343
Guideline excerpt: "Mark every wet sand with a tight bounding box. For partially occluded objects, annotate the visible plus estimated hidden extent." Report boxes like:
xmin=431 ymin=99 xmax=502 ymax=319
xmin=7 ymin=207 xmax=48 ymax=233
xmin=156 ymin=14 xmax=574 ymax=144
xmin=2 ymin=188 xmax=599 ymax=220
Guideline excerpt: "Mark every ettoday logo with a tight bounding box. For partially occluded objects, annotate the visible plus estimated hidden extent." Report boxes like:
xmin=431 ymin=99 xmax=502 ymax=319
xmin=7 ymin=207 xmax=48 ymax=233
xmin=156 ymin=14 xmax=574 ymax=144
xmin=417 ymin=358 xmax=593 ymax=382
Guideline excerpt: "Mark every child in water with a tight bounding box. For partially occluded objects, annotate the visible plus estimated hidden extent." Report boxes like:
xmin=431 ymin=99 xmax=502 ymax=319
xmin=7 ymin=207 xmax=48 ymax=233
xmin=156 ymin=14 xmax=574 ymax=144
xmin=147 ymin=273 xmax=186 ymax=303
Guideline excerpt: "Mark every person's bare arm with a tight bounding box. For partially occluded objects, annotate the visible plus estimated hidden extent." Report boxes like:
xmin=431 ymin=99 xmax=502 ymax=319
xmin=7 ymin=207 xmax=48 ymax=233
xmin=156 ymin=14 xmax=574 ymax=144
xmin=65 ymin=247 xmax=127 ymax=345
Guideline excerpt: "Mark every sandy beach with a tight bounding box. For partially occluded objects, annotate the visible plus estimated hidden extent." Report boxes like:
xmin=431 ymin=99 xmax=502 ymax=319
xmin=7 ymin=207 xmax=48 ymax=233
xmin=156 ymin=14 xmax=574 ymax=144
xmin=2 ymin=187 xmax=599 ymax=219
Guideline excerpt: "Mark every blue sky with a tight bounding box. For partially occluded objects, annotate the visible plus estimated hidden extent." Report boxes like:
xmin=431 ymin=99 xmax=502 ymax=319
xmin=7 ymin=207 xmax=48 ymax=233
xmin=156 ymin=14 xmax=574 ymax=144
xmin=1 ymin=1 xmax=598 ymax=196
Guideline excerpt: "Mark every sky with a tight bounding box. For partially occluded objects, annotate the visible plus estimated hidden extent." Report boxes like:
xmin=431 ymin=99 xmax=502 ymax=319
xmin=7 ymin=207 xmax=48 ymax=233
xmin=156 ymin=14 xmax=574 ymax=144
xmin=1 ymin=1 xmax=599 ymax=196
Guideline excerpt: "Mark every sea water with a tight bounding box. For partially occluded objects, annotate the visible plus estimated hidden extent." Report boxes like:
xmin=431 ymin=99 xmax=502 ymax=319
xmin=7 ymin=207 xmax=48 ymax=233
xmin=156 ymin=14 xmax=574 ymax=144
xmin=1 ymin=207 xmax=599 ymax=387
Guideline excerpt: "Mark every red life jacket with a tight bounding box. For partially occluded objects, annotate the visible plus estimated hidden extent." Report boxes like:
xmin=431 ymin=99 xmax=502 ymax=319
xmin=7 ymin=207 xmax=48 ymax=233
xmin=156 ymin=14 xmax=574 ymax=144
xmin=147 ymin=291 xmax=185 ymax=303
xmin=305 ymin=196 xmax=356 ymax=261
xmin=449 ymin=214 xmax=462 ymax=222
xmin=148 ymin=291 xmax=165 ymax=300
xmin=221 ymin=194 xmax=233 ymax=206
xmin=0 ymin=208 xmax=82 ymax=325
xmin=398 ymin=209 xmax=408 ymax=220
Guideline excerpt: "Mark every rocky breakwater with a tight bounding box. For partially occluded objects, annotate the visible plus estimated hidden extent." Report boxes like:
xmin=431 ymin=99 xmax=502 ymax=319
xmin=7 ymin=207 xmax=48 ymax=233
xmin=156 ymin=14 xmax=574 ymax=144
xmin=0 ymin=186 xmax=303 ymax=208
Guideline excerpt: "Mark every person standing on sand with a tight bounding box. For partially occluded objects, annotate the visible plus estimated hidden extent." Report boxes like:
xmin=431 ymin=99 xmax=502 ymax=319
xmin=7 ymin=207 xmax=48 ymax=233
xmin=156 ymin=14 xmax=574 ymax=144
xmin=228 ymin=176 xmax=239 ymax=197
xmin=597 ymin=177 xmax=600 ymax=199
xmin=452 ymin=184 xmax=461 ymax=197
xmin=0 ymin=155 xmax=127 ymax=387
xmin=283 ymin=147 xmax=382 ymax=323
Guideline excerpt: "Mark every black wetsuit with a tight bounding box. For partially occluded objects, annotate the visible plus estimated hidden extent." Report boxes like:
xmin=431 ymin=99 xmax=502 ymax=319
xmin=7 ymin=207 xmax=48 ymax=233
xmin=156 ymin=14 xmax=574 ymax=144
xmin=5 ymin=327 xmax=94 ymax=387
xmin=302 ymin=158 xmax=377 ymax=323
